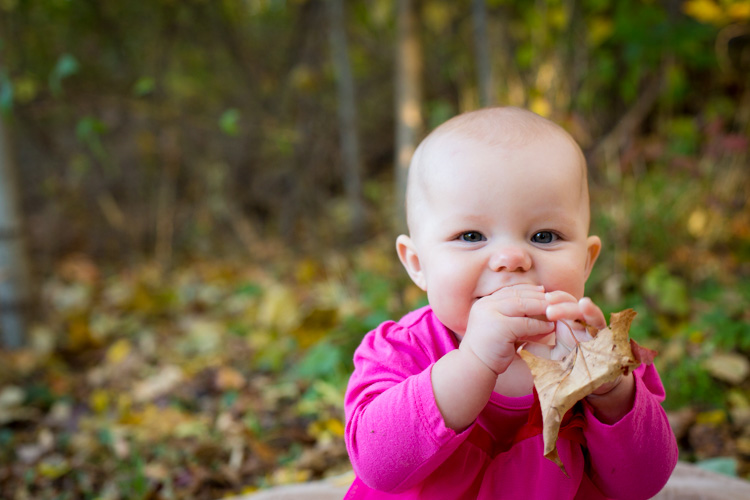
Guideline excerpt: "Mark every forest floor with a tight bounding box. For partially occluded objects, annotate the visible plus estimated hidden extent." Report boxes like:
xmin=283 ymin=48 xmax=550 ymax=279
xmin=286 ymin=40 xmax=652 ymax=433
xmin=1 ymin=251 xmax=749 ymax=499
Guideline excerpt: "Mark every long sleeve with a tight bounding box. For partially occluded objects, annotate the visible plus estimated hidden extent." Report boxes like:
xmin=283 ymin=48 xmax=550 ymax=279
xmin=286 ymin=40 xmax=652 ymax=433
xmin=582 ymin=364 xmax=679 ymax=499
xmin=344 ymin=318 xmax=473 ymax=493
xmin=344 ymin=308 xmax=679 ymax=499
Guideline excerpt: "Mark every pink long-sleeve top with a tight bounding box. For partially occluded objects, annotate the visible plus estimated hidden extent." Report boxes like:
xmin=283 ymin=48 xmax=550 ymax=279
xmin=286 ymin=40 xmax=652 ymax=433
xmin=344 ymin=306 xmax=678 ymax=499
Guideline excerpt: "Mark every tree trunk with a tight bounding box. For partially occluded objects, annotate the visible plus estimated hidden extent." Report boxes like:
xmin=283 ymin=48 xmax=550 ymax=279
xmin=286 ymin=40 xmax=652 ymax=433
xmin=472 ymin=0 xmax=495 ymax=107
xmin=327 ymin=0 xmax=366 ymax=241
xmin=0 ymin=115 xmax=32 ymax=349
xmin=394 ymin=0 xmax=423 ymax=233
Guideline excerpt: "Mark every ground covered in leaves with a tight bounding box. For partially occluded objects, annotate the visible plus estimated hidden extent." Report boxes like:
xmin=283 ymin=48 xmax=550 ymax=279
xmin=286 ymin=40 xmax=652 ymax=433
xmin=1 ymin=244 xmax=750 ymax=499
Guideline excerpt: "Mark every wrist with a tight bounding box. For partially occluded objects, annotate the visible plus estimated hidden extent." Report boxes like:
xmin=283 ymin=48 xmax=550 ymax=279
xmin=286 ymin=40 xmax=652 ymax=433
xmin=585 ymin=372 xmax=636 ymax=424
xmin=458 ymin=341 xmax=500 ymax=379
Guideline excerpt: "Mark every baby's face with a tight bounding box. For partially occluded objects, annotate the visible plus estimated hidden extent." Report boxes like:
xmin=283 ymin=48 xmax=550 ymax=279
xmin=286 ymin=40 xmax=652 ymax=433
xmin=399 ymin=132 xmax=600 ymax=337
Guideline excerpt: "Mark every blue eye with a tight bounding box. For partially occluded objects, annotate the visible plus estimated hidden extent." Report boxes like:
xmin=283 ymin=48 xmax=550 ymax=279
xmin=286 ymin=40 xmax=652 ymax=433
xmin=460 ymin=232 xmax=485 ymax=243
xmin=532 ymin=231 xmax=557 ymax=244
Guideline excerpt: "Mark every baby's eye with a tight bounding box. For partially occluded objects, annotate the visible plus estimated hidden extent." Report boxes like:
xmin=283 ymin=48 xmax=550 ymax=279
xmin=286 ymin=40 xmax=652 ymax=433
xmin=531 ymin=231 xmax=558 ymax=244
xmin=459 ymin=231 xmax=485 ymax=243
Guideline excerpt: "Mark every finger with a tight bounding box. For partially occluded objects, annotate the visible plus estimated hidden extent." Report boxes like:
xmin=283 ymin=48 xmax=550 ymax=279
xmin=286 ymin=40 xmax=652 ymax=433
xmin=479 ymin=289 xmax=549 ymax=318
xmin=505 ymin=317 xmax=556 ymax=342
xmin=544 ymin=290 xmax=578 ymax=305
xmin=579 ymin=297 xmax=606 ymax=330
xmin=497 ymin=283 xmax=546 ymax=293
xmin=544 ymin=301 xmax=586 ymax=322
xmin=484 ymin=285 xmax=545 ymax=302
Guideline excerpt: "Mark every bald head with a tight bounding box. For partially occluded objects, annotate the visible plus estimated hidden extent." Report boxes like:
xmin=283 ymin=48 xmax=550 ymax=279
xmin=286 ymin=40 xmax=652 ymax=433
xmin=405 ymin=107 xmax=589 ymax=236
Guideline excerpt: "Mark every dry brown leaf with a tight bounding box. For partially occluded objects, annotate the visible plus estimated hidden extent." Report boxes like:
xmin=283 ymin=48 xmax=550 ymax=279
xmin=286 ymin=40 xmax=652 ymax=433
xmin=519 ymin=309 xmax=646 ymax=475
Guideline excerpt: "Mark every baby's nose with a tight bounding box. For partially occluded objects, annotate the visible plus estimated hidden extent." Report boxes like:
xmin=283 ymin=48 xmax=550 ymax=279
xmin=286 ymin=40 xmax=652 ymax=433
xmin=489 ymin=245 xmax=532 ymax=272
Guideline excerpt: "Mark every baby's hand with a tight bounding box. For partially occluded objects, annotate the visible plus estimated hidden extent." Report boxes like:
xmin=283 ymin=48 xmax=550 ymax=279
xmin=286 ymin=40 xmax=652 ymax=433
xmin=545 ymin=292 xmax=620 ymax=395
xmin=459 ymin=284 xmax=555 ymax=376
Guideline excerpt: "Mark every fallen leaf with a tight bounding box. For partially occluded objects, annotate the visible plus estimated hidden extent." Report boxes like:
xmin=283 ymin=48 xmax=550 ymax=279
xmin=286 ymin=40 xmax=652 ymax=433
xmin=703 ymin=352 xmax=750 ymax=385
xmin=215 ymin=366 xmax=246 ymax=390
xmin=37 ymin=454 xmax=71 ymax=479
xmin=519 ymin=309 xmax=644 ymax=474
xmin=105 ymin=338 xmax=132 ymax=365
xmin=133 ymin=365 xmax=184 ymax=402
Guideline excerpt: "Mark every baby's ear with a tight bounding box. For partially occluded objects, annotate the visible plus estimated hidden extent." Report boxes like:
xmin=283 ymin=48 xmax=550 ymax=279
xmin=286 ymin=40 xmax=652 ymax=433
xmin=396 ymin=235 xmax=426 ymax=291
xmin=584 ymin=235 xmax=602 ymax=280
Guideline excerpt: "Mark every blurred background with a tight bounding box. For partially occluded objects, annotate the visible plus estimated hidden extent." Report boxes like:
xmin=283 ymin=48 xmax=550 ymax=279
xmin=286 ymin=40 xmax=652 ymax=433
xmin=0 ymin=0 xmax=749 ymax=498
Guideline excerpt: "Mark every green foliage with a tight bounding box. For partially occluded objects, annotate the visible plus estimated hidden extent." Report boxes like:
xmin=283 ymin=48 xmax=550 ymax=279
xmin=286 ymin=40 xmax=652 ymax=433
xmin=643 ymin=265 xmax=690 ymax=317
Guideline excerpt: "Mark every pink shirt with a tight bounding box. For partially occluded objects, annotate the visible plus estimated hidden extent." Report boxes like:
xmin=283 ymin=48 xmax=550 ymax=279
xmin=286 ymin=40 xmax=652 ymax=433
xmin=344 ymin=306 xmax=678 ymax=499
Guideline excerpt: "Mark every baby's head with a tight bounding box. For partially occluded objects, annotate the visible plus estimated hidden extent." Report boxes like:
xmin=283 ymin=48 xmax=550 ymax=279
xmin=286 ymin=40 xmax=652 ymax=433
xmin=405 ymin=107 xmax=590 ymax=238
xmin=396 ymin=107 xmax=601 ymax=336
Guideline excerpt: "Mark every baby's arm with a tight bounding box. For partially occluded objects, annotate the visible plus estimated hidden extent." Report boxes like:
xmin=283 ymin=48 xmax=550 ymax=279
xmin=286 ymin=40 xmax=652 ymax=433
xmin=346 ymin=323 xmax=478 ymax=492
xmin=584 ymin=364 xmax=679 ymax=498
xmin=432 ymin=285 xmax=555 ymax=430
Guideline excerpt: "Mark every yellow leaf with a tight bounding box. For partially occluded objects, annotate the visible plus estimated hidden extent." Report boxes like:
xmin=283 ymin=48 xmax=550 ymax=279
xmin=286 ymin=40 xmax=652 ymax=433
xmin=326 ymin=417 xmax=345 ymax=437
xmin=530 ymin=97 xmax=551 ymax=118
xmin=258 ymin=285 xmax=301 ymax=332
xmin=295 ymin=257 xmax=320 ymax=284
xmin=588 ymin=17 xmax=613 ymax=46
xmin=37 ymin=455 xmax=71 ymax=479
xmin=687 ymin=208 xmax=709 ymax=237
xmin=67 ymin=315 xmax=95 ymax=350
xmin=695 ymin=409 xmax=726 ymax=426
xmin=105 ymin=339 xmax=131 ymax=365
xmin=683 ymin=0 xmax=726 ymax=24
xmin=89 ymin=389 xmax=110 ymax=414
xmin=728 ymin=2 xmax=750 ymax=20
xmin=549 ymin=5 xmax=568 ymax=29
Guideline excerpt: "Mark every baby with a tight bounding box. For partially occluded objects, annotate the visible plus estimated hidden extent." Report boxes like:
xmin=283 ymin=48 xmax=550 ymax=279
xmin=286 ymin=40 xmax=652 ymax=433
xmin=344 ymin=107 xmax=677 ymax=499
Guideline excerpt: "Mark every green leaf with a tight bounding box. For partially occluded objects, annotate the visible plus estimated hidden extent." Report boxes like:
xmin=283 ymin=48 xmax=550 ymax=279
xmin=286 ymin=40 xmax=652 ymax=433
xmin=643 ymin=265 xmax=690 ymax=316
xmin=133 ymin=76 xmax=155 ymax=96
xmin=49 ymin=53 xmax=79 ymax=97
xmin=219 ymin=108 xmax=241 ymax=136
xmin=295 ymin=341 xmax=344 ymax=381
